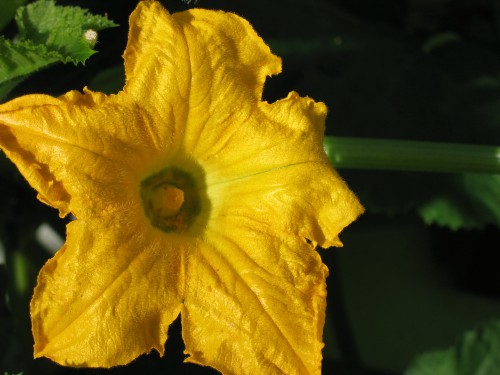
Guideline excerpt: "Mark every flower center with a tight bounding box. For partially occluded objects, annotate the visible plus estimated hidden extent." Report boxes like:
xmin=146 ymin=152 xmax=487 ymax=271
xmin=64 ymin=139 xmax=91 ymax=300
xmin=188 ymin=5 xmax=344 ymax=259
xmin=150 ymin=185 xmax=184 ymax=217
xmin=141 ymin=167 xmax=201 ymax=233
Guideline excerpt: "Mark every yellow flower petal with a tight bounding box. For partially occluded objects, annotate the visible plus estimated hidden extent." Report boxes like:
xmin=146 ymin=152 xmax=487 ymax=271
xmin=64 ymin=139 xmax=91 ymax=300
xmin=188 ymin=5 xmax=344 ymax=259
xmin=183 ymin=160 xmax=362 ymax=374
xmin=31 ymin=216 xmax=185 ymax=367
xmin=171 ymin=8 xmax=282 ymax=155
xmin=122 ymin=0 xmax=189 ymax=155
xmin=0 ymin=1 xmax=364 ymax=374
xmin=209 ymin=161 xmax=362 ymax=249
xmin=0 ymin=90 xmax=162 ymax=218
xmin=182 ymin=233 xmax=328 ymax=374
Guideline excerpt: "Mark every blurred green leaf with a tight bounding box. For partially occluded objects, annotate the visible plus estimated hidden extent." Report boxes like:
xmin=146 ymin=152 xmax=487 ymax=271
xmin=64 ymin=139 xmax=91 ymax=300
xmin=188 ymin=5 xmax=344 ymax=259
xmin=0 ymin=0 xmax=117 ymax=101
xmin=422 ymin=32 xmax=461 ymax=53
xmin=344 ymin=170 xmax=500 ymax=230
xmin=406 ymin=350 xmax=456 ymax=375
xmin=418 ymin=174 xmax=500 ymax=230
xmin=405 ymin=319 xmax=500 ymax=375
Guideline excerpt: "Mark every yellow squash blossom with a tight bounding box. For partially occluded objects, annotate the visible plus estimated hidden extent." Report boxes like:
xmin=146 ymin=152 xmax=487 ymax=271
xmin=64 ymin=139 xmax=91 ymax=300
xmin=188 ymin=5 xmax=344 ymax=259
xmin=0 ymin=1 xmax=363 ymax=374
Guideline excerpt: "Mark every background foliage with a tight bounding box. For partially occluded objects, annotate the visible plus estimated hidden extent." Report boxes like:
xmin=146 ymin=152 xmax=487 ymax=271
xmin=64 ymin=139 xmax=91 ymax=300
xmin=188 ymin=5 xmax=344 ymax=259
xmin=1 ymin=0 xmax=500 ymax=374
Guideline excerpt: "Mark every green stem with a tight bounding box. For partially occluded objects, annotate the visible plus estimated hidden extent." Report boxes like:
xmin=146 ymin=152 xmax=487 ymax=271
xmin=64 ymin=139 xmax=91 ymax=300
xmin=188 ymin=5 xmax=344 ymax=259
xmin=325 ymin=136 xmax=500 ymax=174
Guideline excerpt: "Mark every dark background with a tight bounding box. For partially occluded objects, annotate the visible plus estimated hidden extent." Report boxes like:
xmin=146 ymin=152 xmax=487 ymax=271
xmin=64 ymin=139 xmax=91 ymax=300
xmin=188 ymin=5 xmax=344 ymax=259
xmin=2 ymin=0 xmax=500 ymax=374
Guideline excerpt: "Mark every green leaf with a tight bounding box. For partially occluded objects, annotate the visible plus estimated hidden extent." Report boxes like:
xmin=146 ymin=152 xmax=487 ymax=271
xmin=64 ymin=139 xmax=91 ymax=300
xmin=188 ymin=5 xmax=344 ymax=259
xmin=0 ymin=77 xmax=24 ymax=103
xmin=405 ymin=320 xmax=500 ymax=375
xmin=0 ymin=0 xmax=117 ymax=101
xmin=15 ymin=0 xmax=118 ymax=64
xmin=0 ymin=37 xmax=59 ymax=101
xmin=0 ymin=0 xmax=27 ymax=32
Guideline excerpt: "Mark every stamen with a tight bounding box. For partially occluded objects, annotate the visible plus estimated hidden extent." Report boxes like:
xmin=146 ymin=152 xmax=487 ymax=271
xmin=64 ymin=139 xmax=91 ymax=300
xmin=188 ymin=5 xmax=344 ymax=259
xmin=151 ymin=185 xmax=184 ymax=217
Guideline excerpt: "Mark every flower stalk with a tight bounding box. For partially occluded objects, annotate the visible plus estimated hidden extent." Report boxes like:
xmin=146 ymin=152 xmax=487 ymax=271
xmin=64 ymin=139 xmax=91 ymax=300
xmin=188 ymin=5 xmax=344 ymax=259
xmin=325 ymin=136 xmax=500 ymax=174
